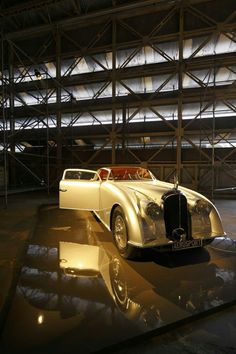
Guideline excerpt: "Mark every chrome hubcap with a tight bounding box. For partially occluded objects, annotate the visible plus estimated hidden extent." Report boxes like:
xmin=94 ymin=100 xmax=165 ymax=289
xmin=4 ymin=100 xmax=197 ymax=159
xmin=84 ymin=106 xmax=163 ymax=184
xmin=114 ymin=215 xmax=127 ymax=249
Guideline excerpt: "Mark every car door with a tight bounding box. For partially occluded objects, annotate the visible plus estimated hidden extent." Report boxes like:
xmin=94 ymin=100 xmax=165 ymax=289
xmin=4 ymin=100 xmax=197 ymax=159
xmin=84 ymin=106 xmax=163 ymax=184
xmin=59 ymin=169 xmax=101 ymax=211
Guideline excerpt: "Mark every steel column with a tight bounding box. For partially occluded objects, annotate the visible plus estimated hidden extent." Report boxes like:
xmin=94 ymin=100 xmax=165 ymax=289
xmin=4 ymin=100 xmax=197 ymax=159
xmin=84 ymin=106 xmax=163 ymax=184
xmin=1 ymin=28 xmax=8 ymax=206
xmin=112 ymin=18 xmax=116 ymax=164
xmin=56 ymin=28 xmax=62 ymax=183
xmin=177 ymin=4 xmax=184 ymax=182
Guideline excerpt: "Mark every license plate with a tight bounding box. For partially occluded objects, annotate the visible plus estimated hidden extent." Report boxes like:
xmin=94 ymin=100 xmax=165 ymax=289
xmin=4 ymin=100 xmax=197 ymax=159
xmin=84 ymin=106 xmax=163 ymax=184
xmin=172 ymin=239 xmax=202 ymax=251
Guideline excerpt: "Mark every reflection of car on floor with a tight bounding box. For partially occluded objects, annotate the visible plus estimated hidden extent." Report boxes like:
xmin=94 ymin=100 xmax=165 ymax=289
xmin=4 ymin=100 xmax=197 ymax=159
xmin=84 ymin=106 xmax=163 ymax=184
xmin=19 ymin=231 xmax=236 ymax=325
xmin=18 ymin=212 xmax=236 ymax=333
xmin=59 ymin=166 xmax=225 ymax=259
xmin=59 ymin=241 xmax=163 ymax=330
xmin=53 ymin=239 xmax=236 ymax=321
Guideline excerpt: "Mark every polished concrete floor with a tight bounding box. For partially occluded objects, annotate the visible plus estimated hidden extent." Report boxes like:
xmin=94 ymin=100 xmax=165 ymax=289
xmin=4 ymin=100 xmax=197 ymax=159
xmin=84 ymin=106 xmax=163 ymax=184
xmin=0 ymin=194 xmax=235 ymax=353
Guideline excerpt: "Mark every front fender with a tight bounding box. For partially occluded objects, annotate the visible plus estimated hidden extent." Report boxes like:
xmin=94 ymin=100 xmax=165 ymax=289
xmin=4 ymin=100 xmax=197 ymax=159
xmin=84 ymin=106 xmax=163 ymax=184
xmin=100 ymin=182 xmax=144 ymax=246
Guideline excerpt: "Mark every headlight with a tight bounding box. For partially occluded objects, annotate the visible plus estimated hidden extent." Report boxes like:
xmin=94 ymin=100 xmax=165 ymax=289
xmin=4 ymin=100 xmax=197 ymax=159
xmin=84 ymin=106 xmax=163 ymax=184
xmin=135 ymin=192 xmax=161 ymax=221
xmin=145 ymin=202 xmax=161 ymax=221
xmin=135 ymin=193 xmax=165 ymax=241
xmin=194 ymin=199 xmax=212 ymax=215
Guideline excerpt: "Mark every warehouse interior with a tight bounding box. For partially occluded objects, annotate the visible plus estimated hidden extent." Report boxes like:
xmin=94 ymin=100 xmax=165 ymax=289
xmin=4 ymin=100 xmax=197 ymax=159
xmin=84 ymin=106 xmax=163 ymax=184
xmin=0 ymin=0 xmax=236 ymax=353
xmin=1 ymin=0 xmax=236 ymax=195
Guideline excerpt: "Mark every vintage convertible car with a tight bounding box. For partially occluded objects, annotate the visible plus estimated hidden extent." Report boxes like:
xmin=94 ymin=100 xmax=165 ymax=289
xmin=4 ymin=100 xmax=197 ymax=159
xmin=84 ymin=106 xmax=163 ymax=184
xmin=59 ymin=166 xmax=225 ymax=259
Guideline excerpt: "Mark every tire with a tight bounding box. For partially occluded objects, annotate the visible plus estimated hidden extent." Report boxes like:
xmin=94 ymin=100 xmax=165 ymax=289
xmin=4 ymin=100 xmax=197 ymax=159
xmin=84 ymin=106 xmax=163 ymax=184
xmin=112 ymin=206 xmax=138 ymax=259
xmin=109 ymin=257 xmax=129 ymax=310
xmin=202 ymin=238 xmax=214 ymax=247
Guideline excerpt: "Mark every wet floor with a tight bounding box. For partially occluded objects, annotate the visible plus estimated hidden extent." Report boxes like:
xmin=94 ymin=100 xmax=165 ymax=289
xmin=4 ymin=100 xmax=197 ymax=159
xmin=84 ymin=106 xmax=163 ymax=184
xmin=0 ymin=205 xmax=236 ymax=353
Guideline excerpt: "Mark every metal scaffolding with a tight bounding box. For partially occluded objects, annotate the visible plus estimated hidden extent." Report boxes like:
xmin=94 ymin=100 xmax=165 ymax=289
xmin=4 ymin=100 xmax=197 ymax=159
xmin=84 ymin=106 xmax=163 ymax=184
xmin=0 ymin=0 xmax=236 ymax=195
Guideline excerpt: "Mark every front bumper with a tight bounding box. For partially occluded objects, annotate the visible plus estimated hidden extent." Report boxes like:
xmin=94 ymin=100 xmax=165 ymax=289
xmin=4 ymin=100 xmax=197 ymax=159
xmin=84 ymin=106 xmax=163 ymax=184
xmin=128 ymin=235 xmax=225 ymax=250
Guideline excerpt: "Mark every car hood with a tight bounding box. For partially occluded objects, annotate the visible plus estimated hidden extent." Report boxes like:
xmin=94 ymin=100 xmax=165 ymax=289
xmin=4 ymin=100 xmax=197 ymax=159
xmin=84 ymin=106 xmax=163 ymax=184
xmin=117 ymin=180 xmax=210 ymax=205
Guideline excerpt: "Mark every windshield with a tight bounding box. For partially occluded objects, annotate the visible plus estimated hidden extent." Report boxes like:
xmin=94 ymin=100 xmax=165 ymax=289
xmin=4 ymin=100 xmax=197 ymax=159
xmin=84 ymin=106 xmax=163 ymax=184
xmin=108 ymin=167 xmax=153 ymax=181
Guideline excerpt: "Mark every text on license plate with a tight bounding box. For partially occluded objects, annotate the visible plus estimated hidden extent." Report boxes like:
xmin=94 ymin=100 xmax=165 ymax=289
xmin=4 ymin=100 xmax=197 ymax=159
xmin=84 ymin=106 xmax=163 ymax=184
xmin=172 ymin=239 xmax=202 ymax=251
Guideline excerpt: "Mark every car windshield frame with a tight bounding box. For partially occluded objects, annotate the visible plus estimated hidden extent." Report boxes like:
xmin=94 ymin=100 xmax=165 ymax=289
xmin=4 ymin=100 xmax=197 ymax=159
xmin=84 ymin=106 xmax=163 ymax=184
xmin=98 ymin=167 xmax=155 ymax=181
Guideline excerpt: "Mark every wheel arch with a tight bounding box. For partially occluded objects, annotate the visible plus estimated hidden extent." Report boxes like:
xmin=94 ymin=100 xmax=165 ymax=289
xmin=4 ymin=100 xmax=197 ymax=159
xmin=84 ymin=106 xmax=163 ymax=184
xmin=111 ymin=205 xmax=140 ymax=259
xmin=110 ymin=203 xmax=121 ymax=231
xmin=109 ymin=200 xmax=143 ymax=247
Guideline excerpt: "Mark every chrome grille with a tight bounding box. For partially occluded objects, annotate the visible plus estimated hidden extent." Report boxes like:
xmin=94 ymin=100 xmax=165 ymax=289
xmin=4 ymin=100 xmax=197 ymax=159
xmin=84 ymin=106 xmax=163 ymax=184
xmin=162 ymin=191 xmax=191 ymax=241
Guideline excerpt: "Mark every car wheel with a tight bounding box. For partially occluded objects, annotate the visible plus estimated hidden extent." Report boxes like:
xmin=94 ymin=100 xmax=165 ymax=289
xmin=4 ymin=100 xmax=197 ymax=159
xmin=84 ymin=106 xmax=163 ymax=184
xmin=112 ymin=206 xmax=138 ymax=259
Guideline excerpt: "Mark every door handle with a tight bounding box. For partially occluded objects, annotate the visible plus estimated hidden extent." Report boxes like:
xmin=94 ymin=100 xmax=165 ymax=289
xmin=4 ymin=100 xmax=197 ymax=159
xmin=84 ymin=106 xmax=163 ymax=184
xmin=59 ymin=188 xmax=67 ymax=192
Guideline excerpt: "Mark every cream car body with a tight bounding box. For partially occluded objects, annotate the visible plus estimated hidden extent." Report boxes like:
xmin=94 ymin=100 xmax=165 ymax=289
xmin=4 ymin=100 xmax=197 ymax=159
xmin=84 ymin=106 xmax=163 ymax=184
xmin=59 ymin=166 xmax=225 ymax=258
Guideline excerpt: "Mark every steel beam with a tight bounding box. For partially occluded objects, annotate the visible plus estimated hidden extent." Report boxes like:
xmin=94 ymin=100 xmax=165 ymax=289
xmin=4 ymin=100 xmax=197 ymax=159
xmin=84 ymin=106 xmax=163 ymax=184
xmin=1 ymin=0 xmax=236 ymax=192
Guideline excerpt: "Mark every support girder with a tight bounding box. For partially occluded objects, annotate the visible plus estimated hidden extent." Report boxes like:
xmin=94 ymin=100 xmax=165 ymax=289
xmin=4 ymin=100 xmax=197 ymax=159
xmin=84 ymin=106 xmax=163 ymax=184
xmin=2 ymin=1 xmax=235 ymax=74
xmin=1 ymin=0 xmax=236 ymax=192
xmin=6 ymin=51 xmax=236 ymax=93
xmin=1 ymin=117 xmax=236 ymax=143
xmin=4 ymin=0 xmax=213 ymax=40
xmin=3 ymin=84 xmax=236 ymax=120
